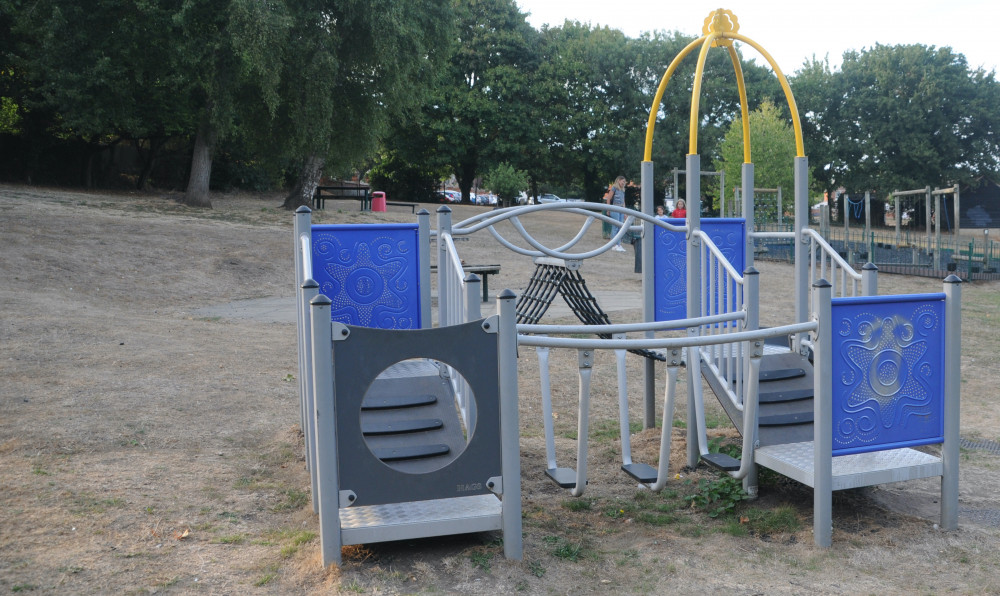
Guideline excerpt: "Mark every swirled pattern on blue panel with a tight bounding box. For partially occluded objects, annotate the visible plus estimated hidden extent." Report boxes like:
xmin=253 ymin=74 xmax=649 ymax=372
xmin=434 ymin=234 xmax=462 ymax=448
xmin=830 ymin=293 xmax=946 ymax=455
xmin=312 ymin=224 xmax=421 ymax=329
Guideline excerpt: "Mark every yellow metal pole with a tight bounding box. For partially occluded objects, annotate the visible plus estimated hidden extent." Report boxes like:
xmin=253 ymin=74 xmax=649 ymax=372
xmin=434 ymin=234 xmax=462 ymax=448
xmin=643 ymin=36 xmax=706 ymax=162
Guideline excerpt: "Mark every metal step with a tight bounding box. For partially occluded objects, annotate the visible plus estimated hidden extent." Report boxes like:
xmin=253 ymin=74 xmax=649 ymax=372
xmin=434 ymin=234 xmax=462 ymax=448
xmin=755 ymin=441 xmax=942 ymax=490
xmin=706 ymin=351 xmax=817 ymax=446
xmin=702 ymin=452 xmax=741 ymax=472
xmin=340 ymin=494 xmax=503 ymax=546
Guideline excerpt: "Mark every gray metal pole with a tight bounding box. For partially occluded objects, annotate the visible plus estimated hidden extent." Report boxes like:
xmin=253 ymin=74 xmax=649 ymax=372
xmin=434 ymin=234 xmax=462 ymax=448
xmin=686 ymin=153 xmax=702 ymax=468
xmin=925 ymin=186 xmax=932 ymax=253
xmin=777 ymin=186 xmax=783 ymax=226
xmin=812 ymin=279 xmax=833 ymax=547
xmin=302 ymin=279 xmax=319 ymax=513
xmin=953 ymin=185 xmax=961 ymax=241
xmin=861 ymin=262 xmax=878 ymax=296
xmin=497 ymin=289 xmax=523 ymax=559
xmin=934 ymin=194 xmax=942 ymax=270
xmin=437 ymin=206 xmax=453 ymax=325
xmin=742 ymin=163 xmax=755 ymax=270
xmin=310 ymin=295 xmax=342 ymax=566
xmin=894 ymin=194 xmax=901 ymax=246
xmin=293 ymin=207 xmax=311 ymax=459
xmin=793 ymin=157 xmax=810 ymax=351
xmin=418 ymin=209 xmax=432 ymax=328
xmin=743 ymin=267 xmax=760 ymax=498
xmin=864 ymin=191 xmax=871 ymax=251
xmin=941 ymin=275 xmax=962 ymax=530
xmin=641 ymin=160 xmax=657 ymax=429
xmin=719 ymin=170 xmax=726 ymax=217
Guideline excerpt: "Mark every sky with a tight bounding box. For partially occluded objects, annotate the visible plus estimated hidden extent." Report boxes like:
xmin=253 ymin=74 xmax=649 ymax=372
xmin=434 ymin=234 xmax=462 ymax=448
xmin=514 ymin=0 xmax=998 ymax=74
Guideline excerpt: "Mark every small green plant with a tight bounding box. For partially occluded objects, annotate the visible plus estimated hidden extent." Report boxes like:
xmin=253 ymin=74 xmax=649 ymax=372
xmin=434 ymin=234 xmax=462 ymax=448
xmin=469 ymin=549 xmax=492 ymax=572
xmin=723 ymin=505 xmax=801 ymax=536
xmin=215 ymin=534 xmax=245 ymax=544
xmin=343 ymin=579 xmax=365 ymax=593
xmin=684 ymin=475 xmax=749 ymax=518
xmin=528 ymin=560 xmax=546 ymax=577
xmin=552 ymin=540 xmax=584 ymax=561
xmin=283 ymin=373 xmax=295 ymax=382
xmin=272 ymin=488 xmax=309 ymax=512
xmin=12 ymin=583 xmax=37 ymax=592
xmin=561 ymin=499 xmax=592 ymax=512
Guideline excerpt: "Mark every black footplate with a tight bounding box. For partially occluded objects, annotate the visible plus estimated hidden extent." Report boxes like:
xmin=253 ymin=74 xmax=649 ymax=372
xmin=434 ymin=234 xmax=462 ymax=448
xmin=701 ymin=452 xmax=741 ymax=471
xmin=545 ymin=467 xmax=580 ymax=489
xmin=621 ymin=462 xmax=659 ymax=483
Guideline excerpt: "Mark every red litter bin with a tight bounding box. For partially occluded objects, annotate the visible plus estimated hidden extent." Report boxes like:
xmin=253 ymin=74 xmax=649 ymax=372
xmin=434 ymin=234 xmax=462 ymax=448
xmin=371 ymin=191 xmax=386 ymax=212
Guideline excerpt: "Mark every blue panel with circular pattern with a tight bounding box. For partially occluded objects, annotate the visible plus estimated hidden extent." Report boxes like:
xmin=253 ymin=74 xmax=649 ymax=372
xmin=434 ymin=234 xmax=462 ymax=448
xmin=653 ymin=218 xmax=746 ymax=323
xmin=830 ymin=293 xmax=946 ymax=455
xmin=311 ymin=224 xmax=421 ymax=329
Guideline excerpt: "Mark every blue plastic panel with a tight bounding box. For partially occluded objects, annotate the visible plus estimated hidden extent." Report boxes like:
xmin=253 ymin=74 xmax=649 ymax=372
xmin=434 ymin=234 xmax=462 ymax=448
xmin=830 ymin=293 xmax=946 ymax=455
xmin=312 ymin=224 xmax=421 ymax=329
xmin=653 ymin=218 xmax=746 ymax=322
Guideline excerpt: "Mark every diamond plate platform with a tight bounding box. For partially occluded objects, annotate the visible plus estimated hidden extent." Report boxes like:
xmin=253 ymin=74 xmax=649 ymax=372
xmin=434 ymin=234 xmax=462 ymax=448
xmin=755 ymin=441 xmax=942 ymax=491
xmin=339 ymin=494 xmax=503 ymax=545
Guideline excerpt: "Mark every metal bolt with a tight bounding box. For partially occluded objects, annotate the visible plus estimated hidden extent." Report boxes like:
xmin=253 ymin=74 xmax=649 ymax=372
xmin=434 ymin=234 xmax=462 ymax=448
xmin=341 ymin=329 xmax=349 ymax=336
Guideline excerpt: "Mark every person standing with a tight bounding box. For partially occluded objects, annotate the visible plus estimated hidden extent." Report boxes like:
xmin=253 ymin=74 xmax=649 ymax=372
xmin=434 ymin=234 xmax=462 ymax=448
xmin=671 ymin=198 xmax=687 ymax=218
xmin=604 ymin=176 xmax=627 ymax=252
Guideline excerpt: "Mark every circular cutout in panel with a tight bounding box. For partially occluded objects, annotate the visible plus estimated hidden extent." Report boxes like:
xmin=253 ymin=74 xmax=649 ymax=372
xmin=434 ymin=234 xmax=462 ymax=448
xmin=359 ymin=358 xmax=476 ymax=474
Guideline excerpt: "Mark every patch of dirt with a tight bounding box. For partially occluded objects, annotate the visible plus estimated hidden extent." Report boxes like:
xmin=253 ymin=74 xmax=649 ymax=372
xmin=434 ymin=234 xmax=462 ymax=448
xmin=2 ymin=184 xmax=1000 ymax=595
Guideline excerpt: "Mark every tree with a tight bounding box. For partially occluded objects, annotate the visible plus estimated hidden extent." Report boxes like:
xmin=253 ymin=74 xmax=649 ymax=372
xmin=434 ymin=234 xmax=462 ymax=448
xmin=424 ymin=0 xmax=540 ymax=204
xmin=483 ymin=162 xmax=528 ymax=207
xmin=794 ymin=44 xmax=1000 ymax=197
xmin=278 ymin=0 xmax=453 ymax=209
xmin=716 ymin=100 xmax=795 ymax=220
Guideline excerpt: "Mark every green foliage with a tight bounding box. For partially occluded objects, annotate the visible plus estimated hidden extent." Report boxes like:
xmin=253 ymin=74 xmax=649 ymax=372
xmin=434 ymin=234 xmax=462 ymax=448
xmin=792 ymin=44 xmax=1000 ymax=195
xmin=684 ymin=475 xmax=749 ymax=518
xmin=716 ymin=100 xmax=796 ymax=221
xmin=484 ymin=162 xmax=528 ymax=206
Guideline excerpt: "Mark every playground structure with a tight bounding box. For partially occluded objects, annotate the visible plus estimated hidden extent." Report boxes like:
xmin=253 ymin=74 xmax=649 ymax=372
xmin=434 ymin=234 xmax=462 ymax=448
xmin=293 ymin=9 xmax=962 ymax=566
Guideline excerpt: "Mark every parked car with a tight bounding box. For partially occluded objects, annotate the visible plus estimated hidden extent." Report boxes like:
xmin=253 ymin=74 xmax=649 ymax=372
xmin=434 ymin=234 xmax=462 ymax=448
xmin=442 ymin=190 xmax=462 ymax=203
xmin=537 ymin=193 xmax=563 ymax=203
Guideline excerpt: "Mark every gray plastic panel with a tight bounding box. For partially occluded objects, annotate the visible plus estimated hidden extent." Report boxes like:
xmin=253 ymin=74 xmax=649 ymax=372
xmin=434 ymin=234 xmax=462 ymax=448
xmin=755 ymin=441 xmax=942 ymax=490
xmin=333 ymin=319 xmax=501 ymax=507
xmin=340 ymin=495 xmax=502 ymax=545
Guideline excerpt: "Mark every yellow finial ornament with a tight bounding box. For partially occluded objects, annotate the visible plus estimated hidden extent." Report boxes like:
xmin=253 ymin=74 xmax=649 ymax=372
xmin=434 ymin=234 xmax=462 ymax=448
xmin=702 ymin=9 xmax=739 ymax=47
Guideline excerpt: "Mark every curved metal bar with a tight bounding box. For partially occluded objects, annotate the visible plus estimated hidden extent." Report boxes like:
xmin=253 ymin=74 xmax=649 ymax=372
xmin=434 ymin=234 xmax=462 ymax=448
xmin=517 ymin=322 xmax=816 ymax=350
xmin=518 ymin=311 xmax=744 ymax=335
xmin=726 ymin=44 xmax=752 ymax=164
xmin=508 ymin=213 xmax=634 ymax=261
xmin=570 ymin=351 xmax=594 ymax=498
xmin=695 ymin=230 xmax=744 ymax=281
xmin=453 ymin=202 xmax=686 ymax=235
xmin=803 ymin=228 xmax=862 ymax=281
xmin=644 ymin=36 xmax=706 ymax=161
xmin=729 ymin=354 xmax=762 ymax=480
xmin=648 ymin=364 xmax=680 ymax=491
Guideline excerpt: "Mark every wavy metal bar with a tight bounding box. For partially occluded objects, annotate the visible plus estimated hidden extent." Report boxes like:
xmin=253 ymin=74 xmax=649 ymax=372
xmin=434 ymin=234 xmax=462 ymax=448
xmin=518 ymin=322 xmax=816 ymax=350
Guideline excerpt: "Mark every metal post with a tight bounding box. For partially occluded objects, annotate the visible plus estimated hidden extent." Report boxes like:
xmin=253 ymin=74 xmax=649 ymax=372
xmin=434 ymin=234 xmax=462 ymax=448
xmin=464 ymin=274 xmax=482 ymax=322
xmin=934 ymin=193 xmax=942 ymax=270
xmin=641 ymin=160 xmax=657 ymax=429
xmin=793 ymin=157 xmax=810 ymax=351
xmin=864 ymin=191 xmax=871 ymax=253
xmin=686 ymin=153 xmax=702 ymax=468
xmin=719 ymin=170 xmax=725 ymax=217
xmin=861 ymin=262 xmax=878 ymax=296
xmin=941 ymin=275 xmax=962 ymax=530
xmin=437 ymin=206 xmax=453 ymax=325
xmin=742 ymin=163 xmax=755 ymax=270
xmin=293 ymin=207 xmax=311 ymax=458
xmin=743 ymin=267 xmax=760 ymax=498
xmin=302 ymin=279 xmax=319 ymax=513
xmin=777 ymin=186 xmax=783 ymax=226
xmin=894 ymin=194 xmax=901 ymax=246
xmin=953 ymin=185 xmax=961 ymax=241
xmin=925 ymin=186 xmax=932 ymax=254
xmin=497 ymin=289 xmax=523 ymax=559
xmin=418 ymin=209 xmax=432 ymax=328
xmin=310 ymin=295 xmax=342 ymax=566
xmin=812 ymin=279 xmax=833 ymax=547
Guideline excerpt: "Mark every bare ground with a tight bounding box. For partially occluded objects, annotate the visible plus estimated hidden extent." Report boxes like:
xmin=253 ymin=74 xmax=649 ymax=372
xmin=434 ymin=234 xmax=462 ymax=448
xmin=2 ymin=185 xmax=1000 ymax=595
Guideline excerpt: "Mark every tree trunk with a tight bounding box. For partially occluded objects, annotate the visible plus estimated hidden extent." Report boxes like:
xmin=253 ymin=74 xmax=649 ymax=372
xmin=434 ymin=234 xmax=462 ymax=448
xmin=181 ymin=116 xmax=216 ymax=208
xmin=282 ymin=154 xmax=325 ymax=210
xmin=135 ymin=137 xmax=165 ymax=191
xmin=457 ymin=158 xmax=477 ymax=204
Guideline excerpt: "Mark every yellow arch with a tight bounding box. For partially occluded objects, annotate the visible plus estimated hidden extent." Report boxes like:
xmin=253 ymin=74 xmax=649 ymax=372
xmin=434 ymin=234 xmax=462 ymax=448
xmin=642 ymin=10 xmax=805 ymax=164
